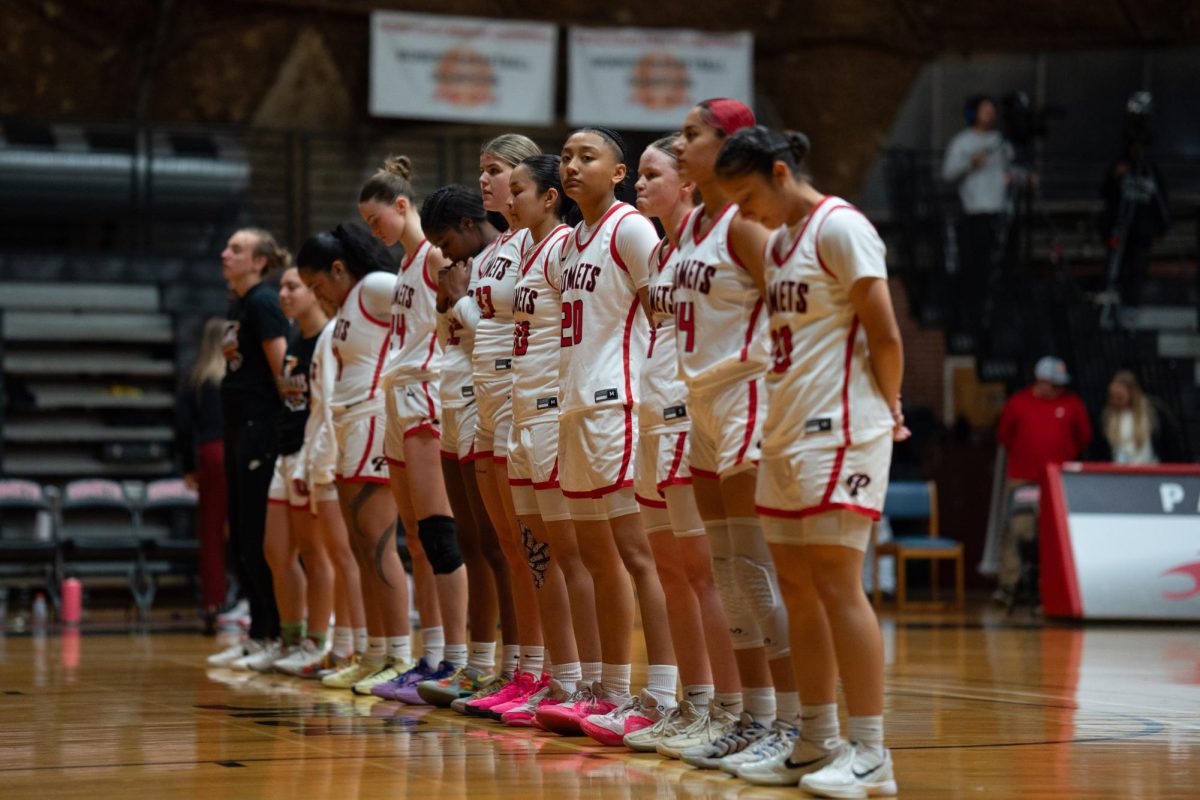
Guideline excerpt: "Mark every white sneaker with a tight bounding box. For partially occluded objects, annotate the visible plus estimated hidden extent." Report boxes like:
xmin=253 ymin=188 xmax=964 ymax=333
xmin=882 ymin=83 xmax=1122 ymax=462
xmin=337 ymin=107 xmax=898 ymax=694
xmin=737 ymin=729 xmax=839 ymax=786
xmin=657 ymin=701 xmax=737 ymax=759
xmin=681 ymin=712 xmax=773 ymax=769
xmin=719 ymin=717 xmax=797 ymax=774
xmin=624 ymin=698 xmax=702 ymax=752
xmin=229 ymin=639 xmax=268 ymax=670
xmin=800 ymin=743 xmax=897 ymax=798
xmin=275 ymin=639 xmax=330 ymax=677
xmin=216 ymin=599 xmax=251 ymax=630
xmin=242 ymin=640 xmax=283 ymax=672
xmin=207 ymin=641 xmax=248 ymax=667
xmin=267 ymin=644 xmax=302 ymax=673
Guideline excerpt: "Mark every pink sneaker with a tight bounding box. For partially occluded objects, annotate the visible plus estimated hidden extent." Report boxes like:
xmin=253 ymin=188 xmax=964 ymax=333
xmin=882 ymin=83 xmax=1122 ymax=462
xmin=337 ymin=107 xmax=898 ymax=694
xmin=581 ymin=689 xmax=664 ymax=747
xmin=464 ymin=671 xmax=537 ymax=718
xmin=535 ymin=681 xmax=616 ymax=736
xmin=489 ymin=673 xmax=549 ymax=719
xmin=501 ymin=677 xmax=570 ymax=727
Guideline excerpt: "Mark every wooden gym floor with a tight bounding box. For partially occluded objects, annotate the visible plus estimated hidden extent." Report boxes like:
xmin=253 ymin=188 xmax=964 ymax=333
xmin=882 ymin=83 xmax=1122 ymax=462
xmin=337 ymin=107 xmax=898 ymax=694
xmin=0 ymin=607 xmax=1197 ymax=799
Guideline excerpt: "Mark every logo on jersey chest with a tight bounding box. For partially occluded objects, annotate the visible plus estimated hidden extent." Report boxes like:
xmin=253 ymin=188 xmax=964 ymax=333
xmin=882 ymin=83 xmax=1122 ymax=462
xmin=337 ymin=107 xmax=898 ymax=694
xmin=481 ymin=257 xmax=513 ymax=280
xmin=561 ymin=262 xmax=601 ymax=293
xmin=514 ymin=285 xmax=539 ymax=315
xmin=674 ymin=259 xmax=717 ymax=294
xmin=333 ymin=318 xmax=352 ymax=341
xmin=768 ymin=280 xmax=809 ymax=314
xmin=649 ymin=284 xmax=674 ymax=315
xmin=393 ymin=284 xmax=416 ymax=309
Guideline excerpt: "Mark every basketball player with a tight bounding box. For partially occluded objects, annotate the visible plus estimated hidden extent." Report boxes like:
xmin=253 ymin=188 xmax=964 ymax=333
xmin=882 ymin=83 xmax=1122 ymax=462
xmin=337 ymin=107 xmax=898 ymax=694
xmin=472 ymin=155 xmax=604 ymax=726
xmin=622 ymin=136 xmax=747 ymax=755
xmin=296 ymin=223 xmax=415 ymax=696
xmin=211 ymin=229 xmax=290 ymax=669
xmin=715 ymin=125 xmax=906 ymax=797
xmin=535 ymin=127 xmax=678 ymax=744
xmin=669 ymin=99 xmax=800 ymax=769
xmin=356 ymin=156 xmax=470 ymax=701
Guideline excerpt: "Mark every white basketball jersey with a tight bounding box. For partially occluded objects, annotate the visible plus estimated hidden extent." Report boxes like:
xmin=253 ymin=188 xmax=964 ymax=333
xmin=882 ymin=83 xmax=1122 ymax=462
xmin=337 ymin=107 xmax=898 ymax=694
xmin=512 ymin=225 xmax=571 ymax=425
xmin=672 ymin=203 xmax=770 ymax=393
xmin=640 ymin=238 xmax=689 ymax=434
xmin=762 ymin=196 xmax=894 ymax=454
xmin=439 ymin=240 xmax=491 ymax=409
xmin=557 ymin=202 xmax=652 ymax=415
xmin=473 ymin=227 xmax=529 ymax=387
xmin=329 ymin=271 xmax=394 ymax=413
xmin=384 ymin=239 xmax=442 ymax=385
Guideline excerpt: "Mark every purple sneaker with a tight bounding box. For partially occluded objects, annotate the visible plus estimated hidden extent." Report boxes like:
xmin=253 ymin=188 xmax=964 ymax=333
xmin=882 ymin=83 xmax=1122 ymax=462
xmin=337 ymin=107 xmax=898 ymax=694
xmin=371 ymin=658 xmax=434 ymax=701
xmin=395 ymin=660 xmax=459 ymax=705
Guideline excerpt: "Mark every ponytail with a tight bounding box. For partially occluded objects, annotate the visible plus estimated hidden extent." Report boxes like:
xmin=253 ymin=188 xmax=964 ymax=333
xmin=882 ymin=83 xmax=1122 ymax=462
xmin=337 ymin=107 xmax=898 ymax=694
xmin=242 ymin=228 xmax=292 ymax=277
xmin=296 ymin=221 xmax=394 ymax=280
xmin=359 ymin=154 xmax=416 ymax=205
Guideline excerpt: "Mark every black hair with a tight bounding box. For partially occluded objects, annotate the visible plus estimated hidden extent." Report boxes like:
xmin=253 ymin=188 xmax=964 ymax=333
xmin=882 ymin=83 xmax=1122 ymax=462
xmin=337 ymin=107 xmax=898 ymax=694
xmin=964 ymin=94 xmax=995 ymax=125
xmin=358 ymin=154 xmax=415 ymax=205
xmin=296 ymin=221 xmax=395 ymax=280
xmin=419 ymin=185 xmax=488 ymax=235
xmin=514 ymin=154 xmax=581 ymax=227
xmin=714 ymin=125 xmax=811 ymax=181
xmin=572 ymin=126 xmax=628 ymax=162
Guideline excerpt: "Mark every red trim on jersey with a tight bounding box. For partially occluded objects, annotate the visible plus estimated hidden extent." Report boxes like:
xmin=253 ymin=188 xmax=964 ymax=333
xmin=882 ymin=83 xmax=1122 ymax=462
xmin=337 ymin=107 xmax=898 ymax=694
xmin=739 ymin=297 xmax=764 ymax=363
xmin=421 ymin=380 xmax=437 ymax=419
xmin=419 ymin=332 xmax=438 ymax=371
xmin=691 ymin=466 xmax=721 ymax=481
xmin=756 ymin=502 xmax=881 ymax=521
xmin=385 ymin=456 xmax=405 ymax=467
xmin=440 ymin=450 xmax=459 ymax=460
xmin=350 ymin=416 xmax=379 ymax=480
xmin=646 ymin=324 xmax=658 ymax=359
xmin=336 ymin=475 xmax=390 ymax=485
xmin=400 ymin=239 xmax=427 ymax=273
xmin=403 ymin=422 xmax=440 ymax=440
xmin=267 ymin=498 xmax=289 ymax=506
xmin=561 ymin=479 xmax=634 ymax=499
xmin=621 ymin=297 xmax=639 ymax=403
xmin=357 ymin=284 xmax=390 ymax=328
xmin=840 ymin=318 xmax=859 ymax=447
xmin=367 ymin=328 xmax=391 ymax=400
xmin=673 ymin=207 xmax=698 ymax=246
xmin=813 ymin=204 xmax=855 ymax=280
xmin=575 ymin=202 xmax=628 ymax=252
xmin=533 ymin=459 xmax=560 ymax=491
xmin=521 ymin=225 xmax=571 ymax=276
xmin=509 ymin=477 xmax=534 ymax=487
xmin=692 ymin=203 xmax=735 ymax=247
xmin=636 ymin=492 xmax=668 ymax=509
xmin=460 ymin=444 xmax=481 ymax=463
xmin=656 ymin=431 xmax=690 ymax=492
xmin=772 ymin=195 xmax=834 ymax=266
xmin=609 ymin=210 xmax=640 ymax=275
xmin=491 ymin=455 xmax=507 ymax=465
xmin=474 ymin=449 xmax=495 ymax=460
xmin=820 ymin=446 xmax=847 ymax=505
xmin=734 ymin=380 xmax=758 ymax=466
xmin=562 ymin=406 xmax=636 ymax=499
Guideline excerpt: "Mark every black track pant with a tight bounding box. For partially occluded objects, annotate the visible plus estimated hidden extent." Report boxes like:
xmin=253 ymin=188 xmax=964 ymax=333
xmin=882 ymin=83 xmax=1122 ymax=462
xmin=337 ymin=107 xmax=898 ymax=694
xmin=223 ymin=416 xmax=280 ymax=641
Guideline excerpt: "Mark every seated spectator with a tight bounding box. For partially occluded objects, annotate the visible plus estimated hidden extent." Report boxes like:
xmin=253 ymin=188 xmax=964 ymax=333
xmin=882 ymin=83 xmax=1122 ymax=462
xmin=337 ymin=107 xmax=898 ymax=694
xmin=995 ymin=356 xmax=1091 ymax=598
xmin=1092 ymin=369 xmax=1185 ymax=464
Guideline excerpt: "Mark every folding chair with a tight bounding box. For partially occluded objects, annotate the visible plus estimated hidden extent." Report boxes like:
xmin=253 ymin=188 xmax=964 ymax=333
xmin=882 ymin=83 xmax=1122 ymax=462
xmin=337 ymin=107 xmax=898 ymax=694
xmin=872 ymin=480 xmax=965 ymax=610
xmin=137 ymin=478 xmax=201 ymax=606
xmin=0 ymin=479 xmax=61 ymax=610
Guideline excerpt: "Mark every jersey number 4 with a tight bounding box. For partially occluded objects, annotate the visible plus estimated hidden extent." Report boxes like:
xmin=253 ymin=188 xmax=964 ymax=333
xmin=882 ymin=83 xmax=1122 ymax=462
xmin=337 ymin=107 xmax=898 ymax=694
xmin=770 ymin=327 xmax=793 ymax=373
xmin=675 ymin=302 xmax=696 ymax=353
xmin=560 ymin=299 xmax=583 ymax=347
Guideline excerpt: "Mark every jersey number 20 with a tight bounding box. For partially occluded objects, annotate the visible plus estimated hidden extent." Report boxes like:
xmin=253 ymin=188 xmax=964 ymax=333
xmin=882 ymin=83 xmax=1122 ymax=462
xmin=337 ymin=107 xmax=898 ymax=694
xmin=560 ymin=300 xmax=583 ymax=347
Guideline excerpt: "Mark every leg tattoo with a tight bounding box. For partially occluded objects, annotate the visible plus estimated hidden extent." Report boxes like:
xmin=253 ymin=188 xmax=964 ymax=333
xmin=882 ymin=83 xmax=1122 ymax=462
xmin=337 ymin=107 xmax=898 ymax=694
xmin=373 ymin=522 xmax=397 ymax=588
xmin=520 ymin=521 xmax=550 ymax=589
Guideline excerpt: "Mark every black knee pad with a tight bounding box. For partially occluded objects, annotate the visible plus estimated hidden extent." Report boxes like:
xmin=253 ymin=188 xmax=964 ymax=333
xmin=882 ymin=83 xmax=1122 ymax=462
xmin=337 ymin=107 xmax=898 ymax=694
xmin=417 ymin=515 xmax=463 ymax=574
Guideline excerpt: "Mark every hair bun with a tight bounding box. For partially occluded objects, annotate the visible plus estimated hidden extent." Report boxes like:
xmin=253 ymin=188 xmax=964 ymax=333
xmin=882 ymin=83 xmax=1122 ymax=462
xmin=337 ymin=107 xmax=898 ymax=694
xmin=385 ymin=155 xmax=413 ymax=180
xmin=786 ymin=131 xmax=810 ymax=162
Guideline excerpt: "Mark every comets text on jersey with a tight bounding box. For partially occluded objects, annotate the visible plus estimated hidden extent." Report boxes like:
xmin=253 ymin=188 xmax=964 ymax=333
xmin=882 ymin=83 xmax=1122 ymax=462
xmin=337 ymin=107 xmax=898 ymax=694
xmin=673 ymin=258 xmax=717 ymax=294
xmin=768 ymin=280 xmax=809 ymax=314
xmin=561 ymin=262 xmax=601 ymax=293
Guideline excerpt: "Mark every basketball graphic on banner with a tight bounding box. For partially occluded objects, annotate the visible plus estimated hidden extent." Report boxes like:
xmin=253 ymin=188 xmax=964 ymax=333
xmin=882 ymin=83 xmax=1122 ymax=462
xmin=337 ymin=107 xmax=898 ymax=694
xmin=629 ymin=52 xmax=691 ymax=110
xmin=434 ymin=47 xmax=496 ymax=107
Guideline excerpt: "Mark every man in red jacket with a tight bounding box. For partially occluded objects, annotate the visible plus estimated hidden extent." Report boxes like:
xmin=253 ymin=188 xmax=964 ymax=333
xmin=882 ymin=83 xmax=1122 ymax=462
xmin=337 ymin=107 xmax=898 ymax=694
xmin=996 ymin=356 xmax=1092 ymax=596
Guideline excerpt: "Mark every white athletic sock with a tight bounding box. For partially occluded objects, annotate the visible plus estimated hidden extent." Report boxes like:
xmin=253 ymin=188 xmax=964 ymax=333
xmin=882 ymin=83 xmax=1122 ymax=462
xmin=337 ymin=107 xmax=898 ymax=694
xmin=601 ymin=663 xmax=631 ymax=700
xmin=365 ymin=636 xmax=387 ymax=665
xmin=519 ymin=645 xmax=545 ymax=676
xmin=551 ymin=661 xmax=582 ymax=694
xmin=714 ymin=691 xmax=744 ymax=715
xmin=743 ymin=686 xmax=777 ymax=725
xmin=444 ymin=643 xmax=468 ymax=668
xmin=803 ymin=703 xmax=841 ymax=743
xmin=421 ymin=626 xmax=445 ymax=665
xmin=683 ymin=684 xmax=715 ymax=708
xmin=500 ymin=644 xmax=520 ymax=676
xmin=777 ymin=691 xmax=801 ymax=723
xmin=354 ymin=628 xmax=369 ymax=655
xmin=387 ymin=635 xmax=412 ymax=664
xmin=848 ymin=715 xmax=885 ymax=761
xmin=645 ymin=664 xmax=679 ymax=708
xmin=467 ymin=641 xmax=495 ymax=673
xmin=582 ymin=661 xmax=603 ymax=685
xmin=332 ymin=627 xmax=355 ymax=659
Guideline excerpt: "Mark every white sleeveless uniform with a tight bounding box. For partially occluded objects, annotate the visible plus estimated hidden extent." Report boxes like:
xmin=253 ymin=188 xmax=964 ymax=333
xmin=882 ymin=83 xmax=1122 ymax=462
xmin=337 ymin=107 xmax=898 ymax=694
xmin=382 ymin=239 xmax=443 ymax=466
xmin=329 ymin=272 xmax=393 ymax=484
xmin=556 ymin=201 xmax=655 ymax=513
xmin=672 ymin=203 xmax=770 ymax=480
xmin=297 ymin=321 xmax=340 ymax=508
xmin=756 ymin=196 xmax=895 ymax=540
xmin=439 ymin=241 xmax=489 ymax=465
xmin=635 ymin=237 xmax=693 ymax=518
xmin=507 ymin=225 xmax=572 ymax=523
xmin=473 ymin=227 xmax=529 ymax=460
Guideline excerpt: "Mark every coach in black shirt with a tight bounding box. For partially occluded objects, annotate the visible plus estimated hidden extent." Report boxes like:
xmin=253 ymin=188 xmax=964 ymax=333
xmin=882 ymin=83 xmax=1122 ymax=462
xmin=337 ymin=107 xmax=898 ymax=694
xmin=220 ymin=228 xmax=291 ymax=650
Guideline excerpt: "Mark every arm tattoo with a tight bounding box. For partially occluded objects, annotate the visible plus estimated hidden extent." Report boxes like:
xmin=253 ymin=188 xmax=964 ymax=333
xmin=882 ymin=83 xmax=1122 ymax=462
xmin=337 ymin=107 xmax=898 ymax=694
xmin=520 ymin=521 xmax=550 ymax=589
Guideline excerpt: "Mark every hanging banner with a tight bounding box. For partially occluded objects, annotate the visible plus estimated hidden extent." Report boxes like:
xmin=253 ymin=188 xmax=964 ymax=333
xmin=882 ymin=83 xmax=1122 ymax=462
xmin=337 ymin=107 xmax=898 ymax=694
xmin=370 ymin=11 xmax=557 ymax=125
xmin=567 ymin=27 xmax=753 ymax=130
